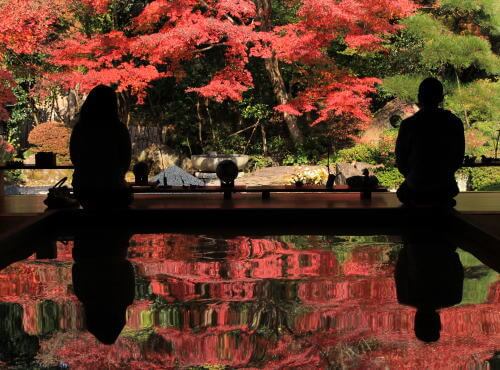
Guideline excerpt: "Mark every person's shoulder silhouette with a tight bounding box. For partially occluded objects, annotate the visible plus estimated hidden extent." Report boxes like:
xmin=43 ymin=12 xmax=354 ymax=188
xmin=70 ymin=85 xmax=132 ymax=209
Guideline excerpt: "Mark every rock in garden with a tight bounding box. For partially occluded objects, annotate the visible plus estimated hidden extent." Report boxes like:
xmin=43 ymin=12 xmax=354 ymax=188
xmin=152 ymin=166 xmax=205 ymax=187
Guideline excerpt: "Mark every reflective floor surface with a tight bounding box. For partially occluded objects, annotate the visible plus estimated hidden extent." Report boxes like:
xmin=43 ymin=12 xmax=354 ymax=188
xmin=0 ymin=233 xmax=498 ymax=369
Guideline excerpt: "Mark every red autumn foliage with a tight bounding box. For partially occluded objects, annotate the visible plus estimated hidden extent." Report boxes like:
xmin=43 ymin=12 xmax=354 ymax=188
xmin=27 ymin=121 xmax=71 ymax=161
xmin=0 ymin=0 xmax=67 ymax=55
xmin=30 ymin=0 xmax=418 ymax=126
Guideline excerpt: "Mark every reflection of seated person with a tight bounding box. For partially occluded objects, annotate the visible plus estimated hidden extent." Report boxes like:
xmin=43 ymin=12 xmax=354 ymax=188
xmin=395 ymin=240 xmax=464 ymax=342
xmin=72 ymin=231 xmax=134 ymax=344
xmin=70 ymin=85 xmax=132 ymax=209
xmin=395 ymin=78 xmax=465 ymax=207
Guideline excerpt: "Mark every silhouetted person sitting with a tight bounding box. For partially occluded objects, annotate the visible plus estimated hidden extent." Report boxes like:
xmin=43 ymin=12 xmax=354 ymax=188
xmin=396 ymin=78 xmax=465 ymax=207
xmin=70 ymin=85 xmax=132 ymax=208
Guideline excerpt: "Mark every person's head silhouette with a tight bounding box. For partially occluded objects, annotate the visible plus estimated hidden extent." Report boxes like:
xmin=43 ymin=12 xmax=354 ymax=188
xmin=79 ymin=84 xmax=119 ymax=124
xmin=418 ymin=77 xmax=444 ymax=109
xmin=414 ymin=307 xmax=441 ymax=342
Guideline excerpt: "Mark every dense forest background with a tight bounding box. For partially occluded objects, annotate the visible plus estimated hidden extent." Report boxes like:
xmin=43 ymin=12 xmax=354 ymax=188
xmin=0 ymin=0 xmax=499 ymax=189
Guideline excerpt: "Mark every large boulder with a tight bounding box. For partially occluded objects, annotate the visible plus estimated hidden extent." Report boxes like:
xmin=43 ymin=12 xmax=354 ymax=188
xmin=361 ymin=98 xmax=418 ymax=144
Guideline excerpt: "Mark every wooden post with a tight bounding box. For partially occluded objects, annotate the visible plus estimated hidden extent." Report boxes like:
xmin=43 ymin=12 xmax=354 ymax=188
xmin=262 ymin=190 xmax=271 ymax=200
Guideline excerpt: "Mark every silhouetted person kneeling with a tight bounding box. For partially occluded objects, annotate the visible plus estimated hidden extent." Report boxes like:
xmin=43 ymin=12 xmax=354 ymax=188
xmin=396 ymin=78 xmax=464 ymax=207
xmin=70 ymin=85 xmax=132 ymax=208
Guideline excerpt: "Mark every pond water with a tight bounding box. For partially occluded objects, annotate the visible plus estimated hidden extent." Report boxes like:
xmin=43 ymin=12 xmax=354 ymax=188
xmin=0 ymin=234 xmax=498 ymax=369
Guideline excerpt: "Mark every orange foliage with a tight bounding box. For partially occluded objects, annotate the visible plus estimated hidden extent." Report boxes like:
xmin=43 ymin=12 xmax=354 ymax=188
xmin=27 ymin=121 xmax=71 ymax=161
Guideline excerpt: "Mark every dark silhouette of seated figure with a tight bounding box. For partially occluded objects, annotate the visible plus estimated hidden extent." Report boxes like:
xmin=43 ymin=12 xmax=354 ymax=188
xmin=70 ymin=85 xmax=132 ymax=208
xmin=396 ymin=78 xmax=465 ymax=207
xmin=395 ymin=238 xmax=464 ymax=342
xmin=72 ymin=230 xmax=134 ymax=345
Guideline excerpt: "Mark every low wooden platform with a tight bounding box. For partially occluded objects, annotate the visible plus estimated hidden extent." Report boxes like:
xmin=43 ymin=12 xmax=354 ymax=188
xmin=1 ymin=192 xmax=499 ymax=216
xmin=0 ymin=192 xmax=498 ymax=238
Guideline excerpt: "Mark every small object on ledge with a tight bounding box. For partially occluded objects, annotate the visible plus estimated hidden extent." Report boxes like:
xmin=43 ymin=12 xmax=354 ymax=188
xmin=326 ymin=174 xmax=335 ymax=189
xmin=216 ymin=160 xmax=238 ymax=188
xmin=35 ymin=152 xmax=56 ymax=167
xmin=481 ymin=155 xmax=494 ymax=164
xmin=216 ymin=160 xmax=238 ymax=200
xmin=44 ymin=177 xmax=79 ymax=209
xmin=463 ymin=155 xmax=476 ymax=166
xmin=361 ymin=169 xmax=372 ymax=201
xmin=133 ymin=161 xmax=150 ymax=186
xmin=346 ymin=169 xmax=379 ymax=201
xmin=294 ymin=180 xmax=304 ymax=187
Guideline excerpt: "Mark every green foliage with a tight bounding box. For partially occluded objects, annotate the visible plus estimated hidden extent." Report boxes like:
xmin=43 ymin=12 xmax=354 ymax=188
xmin=240 ymin=97 xmax=271 ymax=121
xmin=463 ymin=167 xmax=500 ymax=190
xmin=445 ymin=80 xmax=500 ymax=123
xmin=439 ymin=0 xmax=500 ymax=36
xmin=402 ymin=13 xmax=446 ymax=40
xmin=335 ymin=131 xmax=398 ymax=167
xmin=375 ymin=168 xmax=405 ymax=190
xmin=282 ymin=136 xmax=330 ymax=166
xmin=5 ymin=79 xmax=34 ymax=147
xmin=247 ymin=155 xmax=273 ymax=172
xmin=402 ymin=14 xmax=500 ymax=73
xmin=458 ymin=249 xmax=499 ymax=304
xmin=335 ymin=144 xmax=376 ymax=164
xmin=282 ymin=151 xmax=310 ymax=166
xmin=271 ymin=0 xmax=302 ymax=26
xmin=474 ymin=121 xmax=500 ymax=140
xmin=382 ymin=75 xmax=424 ymax=103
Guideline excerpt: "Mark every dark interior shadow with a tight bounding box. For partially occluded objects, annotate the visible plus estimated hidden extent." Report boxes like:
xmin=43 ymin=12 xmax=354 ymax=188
xmin=395 ymin=234 xmax=464 ymax=342
xmin=72 ymin=230 xmax=135 ymax=345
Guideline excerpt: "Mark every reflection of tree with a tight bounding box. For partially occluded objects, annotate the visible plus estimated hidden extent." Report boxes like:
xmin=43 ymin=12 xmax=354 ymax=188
xmin=0 ymin=303 xmax=39 ymax=366
xmin=248 ymin=280 xmax=301 ymax=337
xmin=459 ymin=250 xmax=499 ymax=305
xmin=0 ymin=233 xmax=497 ymax=368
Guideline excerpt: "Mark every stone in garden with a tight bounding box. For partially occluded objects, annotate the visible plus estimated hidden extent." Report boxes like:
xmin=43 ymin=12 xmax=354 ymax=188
xmin=152 ymin=165 xmax=205 ymax=187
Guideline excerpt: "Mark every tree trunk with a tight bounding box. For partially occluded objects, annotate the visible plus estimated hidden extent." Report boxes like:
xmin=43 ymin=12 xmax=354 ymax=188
xmin=254 ymin=0 xmax=303 ymax=145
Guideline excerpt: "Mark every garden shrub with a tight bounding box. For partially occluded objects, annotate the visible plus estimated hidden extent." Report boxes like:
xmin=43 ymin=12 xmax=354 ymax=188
xmin=247 ymin=155 xmax=274 ymax=172
xmin=335 ymin=144 xmax=376 ymax=164
xmin=375 ymin=168 xmax=405 ymax=190
xmin=28 ymin=121 xmax=71 ymax=163
xmin=463 ymin=167 xmax=500 ymax=191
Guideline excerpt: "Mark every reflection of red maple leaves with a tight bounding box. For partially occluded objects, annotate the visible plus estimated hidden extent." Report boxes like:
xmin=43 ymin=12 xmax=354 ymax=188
xmin=0 ymin=234 xmax=498 ymax=369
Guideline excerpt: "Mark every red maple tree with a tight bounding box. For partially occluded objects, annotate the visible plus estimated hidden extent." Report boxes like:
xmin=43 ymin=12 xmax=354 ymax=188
xmin=44 ymin=0 xmax=416 ymax=126
xmin=0 ymin=0 xmax=418 ymax=136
